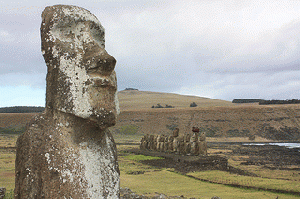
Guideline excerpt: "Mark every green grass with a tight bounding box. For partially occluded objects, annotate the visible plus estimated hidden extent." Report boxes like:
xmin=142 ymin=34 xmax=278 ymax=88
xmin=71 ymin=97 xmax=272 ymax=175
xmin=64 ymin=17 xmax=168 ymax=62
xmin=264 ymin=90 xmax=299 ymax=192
xmin=121 ymin=169 xmax=299 ymax=199
xmin=1 ymin=134 xmax=300 ymax=199
xmin=119 ymin=147 xmax=300 ymax=199
xmin=118 ymin=125 xmax=139 ymax=135
xmin=125 ymin=154 xmax=164 ymax=161
xmin=3 ymin=189 xmax=14 ymax=199
xmin=0 ymin=150 xmax=15 ymax=190
xmin=188 ymin=170 xmax=300 ymax=193
xmin=0 ymin=135 xmax=17 ymax=191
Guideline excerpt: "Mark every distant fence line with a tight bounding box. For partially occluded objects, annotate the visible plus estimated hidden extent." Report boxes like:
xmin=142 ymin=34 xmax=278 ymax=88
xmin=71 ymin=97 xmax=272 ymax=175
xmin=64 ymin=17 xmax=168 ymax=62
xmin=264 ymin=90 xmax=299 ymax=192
xmin=232 ymin=99 xmax=300 ymax=105
xmin=0 ymin=106 xmax=45 ymax=113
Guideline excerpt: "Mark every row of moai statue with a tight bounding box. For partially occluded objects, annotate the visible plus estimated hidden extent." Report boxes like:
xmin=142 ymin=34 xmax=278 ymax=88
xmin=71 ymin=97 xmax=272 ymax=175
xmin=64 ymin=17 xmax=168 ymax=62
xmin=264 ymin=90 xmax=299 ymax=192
xmin=140 ymin=127 xmax=207 ymax=156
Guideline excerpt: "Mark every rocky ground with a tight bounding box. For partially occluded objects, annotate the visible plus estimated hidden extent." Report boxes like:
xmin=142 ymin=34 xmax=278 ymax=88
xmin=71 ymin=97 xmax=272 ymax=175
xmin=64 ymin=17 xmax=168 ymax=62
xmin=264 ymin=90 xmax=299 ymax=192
xmin=120 ymin=187 xmax=221 ymax=199
xmin=210 ymin=142 xmax=300 ymax=171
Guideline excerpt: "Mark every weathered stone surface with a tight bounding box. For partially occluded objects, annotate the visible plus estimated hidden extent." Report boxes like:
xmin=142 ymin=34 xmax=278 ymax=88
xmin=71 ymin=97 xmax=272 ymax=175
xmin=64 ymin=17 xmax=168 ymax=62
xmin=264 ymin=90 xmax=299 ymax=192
xmin=0 ymin=187 xmax=6 ymax=199
xmin=15 ymin=5 xmax=119 ymax=199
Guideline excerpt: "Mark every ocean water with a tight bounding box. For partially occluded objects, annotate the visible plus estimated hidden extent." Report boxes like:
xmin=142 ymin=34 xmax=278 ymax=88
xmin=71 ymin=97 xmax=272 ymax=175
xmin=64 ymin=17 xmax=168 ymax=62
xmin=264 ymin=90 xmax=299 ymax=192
xmin=243 ymin=143 xmax=300 ymax=149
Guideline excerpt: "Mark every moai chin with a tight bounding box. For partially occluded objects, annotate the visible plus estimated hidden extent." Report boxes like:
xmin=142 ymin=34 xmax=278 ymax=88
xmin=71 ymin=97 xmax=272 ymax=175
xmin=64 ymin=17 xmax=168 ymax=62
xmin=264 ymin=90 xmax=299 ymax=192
xmin=15 ymin=5 xmax=120 ymax=199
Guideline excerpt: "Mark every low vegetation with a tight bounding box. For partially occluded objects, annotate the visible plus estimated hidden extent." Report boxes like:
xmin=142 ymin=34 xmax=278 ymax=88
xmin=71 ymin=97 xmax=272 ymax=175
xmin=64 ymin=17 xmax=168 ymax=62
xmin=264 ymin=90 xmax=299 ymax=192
xmin=151 ymin=104 xmax=175 ymax=108
xmin=190 ymin=102 xmax=198 ymax=107
xmin=188 ymin=170 xmax=300 ymax=193
xmin=1 ymin=133 xmax=300 ymax=198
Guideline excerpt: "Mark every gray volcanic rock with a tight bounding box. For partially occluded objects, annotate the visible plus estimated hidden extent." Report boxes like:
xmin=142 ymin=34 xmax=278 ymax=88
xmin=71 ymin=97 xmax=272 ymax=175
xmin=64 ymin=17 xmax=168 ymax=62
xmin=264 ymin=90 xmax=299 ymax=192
xmin=15 ymin=5 xmax=120 ymax=199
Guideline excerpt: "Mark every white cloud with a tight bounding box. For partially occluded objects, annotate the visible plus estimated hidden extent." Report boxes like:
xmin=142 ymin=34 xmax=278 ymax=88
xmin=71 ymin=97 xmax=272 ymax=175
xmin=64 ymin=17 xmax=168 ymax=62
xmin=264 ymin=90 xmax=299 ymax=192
xmin=1 ymin=0 xmax=300 ymax=106
xmin=0 ymin=30 xmax=15 ymax=42
xmin=177 ymin=70 xmax=300 ymax=100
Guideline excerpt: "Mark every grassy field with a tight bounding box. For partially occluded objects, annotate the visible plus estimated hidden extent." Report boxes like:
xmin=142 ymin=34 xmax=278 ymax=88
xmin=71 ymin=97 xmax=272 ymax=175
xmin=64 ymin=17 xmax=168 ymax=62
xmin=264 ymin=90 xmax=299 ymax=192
xmin=0 ymin=135 xmax=16 ymax=192
xmin=119 ymin=144 xmax=300 ymax=199
xmin=0 ymin=134 xmax=300 ymax=198
xmin=1 ymin=91 xmax=300 ymax=198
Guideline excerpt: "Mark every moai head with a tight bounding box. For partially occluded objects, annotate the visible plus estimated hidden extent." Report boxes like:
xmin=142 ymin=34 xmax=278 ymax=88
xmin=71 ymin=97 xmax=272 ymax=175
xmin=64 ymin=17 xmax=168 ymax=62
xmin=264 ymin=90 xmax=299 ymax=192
xmin=154 ymin=135 xmax=158 ymax=142
xmin=173 ymin=128 xmax=179 ymax=137
xmin=156 ymin=135 xmax=161 ymax=142
xmin=150 ymin=134 xmax=154 ymax=142
xmin=160 ymin=135 xmax=165 ymax=142
xmin=41 ymin=5 xmax=119 ymax=129
xmin=199 ymin=132 xmax=206 ymax=141
xmin=192 ymin=127 xmax=199 ymax=133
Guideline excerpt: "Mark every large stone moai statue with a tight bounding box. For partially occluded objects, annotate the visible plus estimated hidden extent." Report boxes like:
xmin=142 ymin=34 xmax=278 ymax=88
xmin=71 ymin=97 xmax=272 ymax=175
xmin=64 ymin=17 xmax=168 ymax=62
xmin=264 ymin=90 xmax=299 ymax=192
xmin=15 ymin=5 xmax=120 ymax=199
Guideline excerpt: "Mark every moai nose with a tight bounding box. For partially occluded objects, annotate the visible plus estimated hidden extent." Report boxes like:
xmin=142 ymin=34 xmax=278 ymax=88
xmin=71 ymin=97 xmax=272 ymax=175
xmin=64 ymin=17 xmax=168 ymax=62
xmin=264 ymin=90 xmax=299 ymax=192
xmin=97 ymin=52 xmax=116 ymax=75
xmin=85 ymin=50 xmax=116 ymax=76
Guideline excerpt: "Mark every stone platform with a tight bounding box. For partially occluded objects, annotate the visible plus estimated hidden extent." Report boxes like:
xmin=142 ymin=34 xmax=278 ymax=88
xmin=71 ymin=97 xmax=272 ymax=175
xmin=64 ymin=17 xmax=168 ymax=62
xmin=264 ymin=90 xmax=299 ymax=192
xmin=128 ymin=148 xmax=228 ymax=170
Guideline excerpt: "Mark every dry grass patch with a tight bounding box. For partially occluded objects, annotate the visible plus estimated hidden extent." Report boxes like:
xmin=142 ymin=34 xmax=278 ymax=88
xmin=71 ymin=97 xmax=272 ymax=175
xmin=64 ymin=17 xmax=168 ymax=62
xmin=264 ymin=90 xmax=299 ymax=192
xmin=0 ymin=113 xmax=37 ymax=128
xmin=0 ymin=135 xmax=17 ymax=191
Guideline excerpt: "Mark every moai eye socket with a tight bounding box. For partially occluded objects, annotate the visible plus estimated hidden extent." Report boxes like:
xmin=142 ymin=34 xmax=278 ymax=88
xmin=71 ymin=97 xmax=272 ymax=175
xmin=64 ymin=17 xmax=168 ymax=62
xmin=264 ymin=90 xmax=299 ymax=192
xmin=89 ymin=22 xmax=105 ymax=48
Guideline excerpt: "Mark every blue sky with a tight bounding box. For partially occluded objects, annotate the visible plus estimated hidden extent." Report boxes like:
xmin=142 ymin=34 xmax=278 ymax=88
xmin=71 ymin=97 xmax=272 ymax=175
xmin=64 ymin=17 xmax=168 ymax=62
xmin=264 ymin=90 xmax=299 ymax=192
xmin=1 ymin=0 xmax=300 ymax=107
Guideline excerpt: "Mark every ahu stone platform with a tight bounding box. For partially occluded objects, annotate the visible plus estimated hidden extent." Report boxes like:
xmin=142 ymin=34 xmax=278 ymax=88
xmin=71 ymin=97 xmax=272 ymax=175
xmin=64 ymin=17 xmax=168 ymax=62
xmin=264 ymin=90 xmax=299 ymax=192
xmin=130 ymin=147 xmax=228 ymax=171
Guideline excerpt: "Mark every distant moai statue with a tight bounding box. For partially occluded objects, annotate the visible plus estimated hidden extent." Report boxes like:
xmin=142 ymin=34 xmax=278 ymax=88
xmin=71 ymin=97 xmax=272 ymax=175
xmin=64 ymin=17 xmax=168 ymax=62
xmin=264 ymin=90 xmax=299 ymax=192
xmin=15 ymin=5 xmax=120 ymax=198
xmin=199 ymin=132 xmax=208 ymax=155
xmin=183 ymin=133 xmax=191 ymax=155
xmin=153 ymin=135 xmax=158 ymax=151
xmin=167 ymin=135 xmax=174 ymax=152
xmin=190 ymin=127 xmax=199 ymax=155
xmin=140 ymin=136 xmax=145 ymax=150
xmin=173 ymin=128 xmax=180 ymax=153
xmin=163 ymin=136 xmax=169 ymax=152
xmin=178 ymin=135 xmax=185 ymax=154
xmin=149 ymin=134 xmax=155 ymax=150
xmin=173 ymin=127 xmax=179 ymax=137
xmin=140 ymin=134 xmax=149 ymax=150
xmin=159 ymin=135 xmax=165 ymax=152
xmin=156 ymin=135 xmax=161 ymax=151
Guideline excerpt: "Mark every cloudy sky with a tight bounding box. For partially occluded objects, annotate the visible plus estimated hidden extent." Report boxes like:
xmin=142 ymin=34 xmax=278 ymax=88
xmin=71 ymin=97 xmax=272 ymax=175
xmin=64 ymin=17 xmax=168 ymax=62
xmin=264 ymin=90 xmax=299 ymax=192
xmin=1 ymin=0 xmax=300 ymax=107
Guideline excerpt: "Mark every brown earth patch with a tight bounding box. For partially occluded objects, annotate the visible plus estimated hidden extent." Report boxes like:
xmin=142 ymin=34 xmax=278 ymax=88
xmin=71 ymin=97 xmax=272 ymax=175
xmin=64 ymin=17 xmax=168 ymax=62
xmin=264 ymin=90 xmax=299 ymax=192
xmin=0 ymin=113 xmax=38 ymax=128
xmin=2 ymin=172 xmax=15 ymax=178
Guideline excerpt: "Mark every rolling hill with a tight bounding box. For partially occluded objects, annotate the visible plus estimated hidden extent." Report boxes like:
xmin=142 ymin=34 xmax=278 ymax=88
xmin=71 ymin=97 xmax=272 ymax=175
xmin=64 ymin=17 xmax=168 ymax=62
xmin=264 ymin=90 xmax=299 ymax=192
xmin=1 ymin=90 xmax=300 ymax=141
xmin=118 ymin=90 xmax=234 ymax=111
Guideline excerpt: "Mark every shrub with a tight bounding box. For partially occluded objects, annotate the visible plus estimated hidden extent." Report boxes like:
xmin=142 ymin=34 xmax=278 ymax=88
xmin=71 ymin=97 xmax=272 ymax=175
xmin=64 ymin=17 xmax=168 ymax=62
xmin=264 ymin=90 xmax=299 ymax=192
xmin=151 ymin=104 xmax=174 ymax=108
xmin=190 ymin=102 xmax=197 ymax=107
